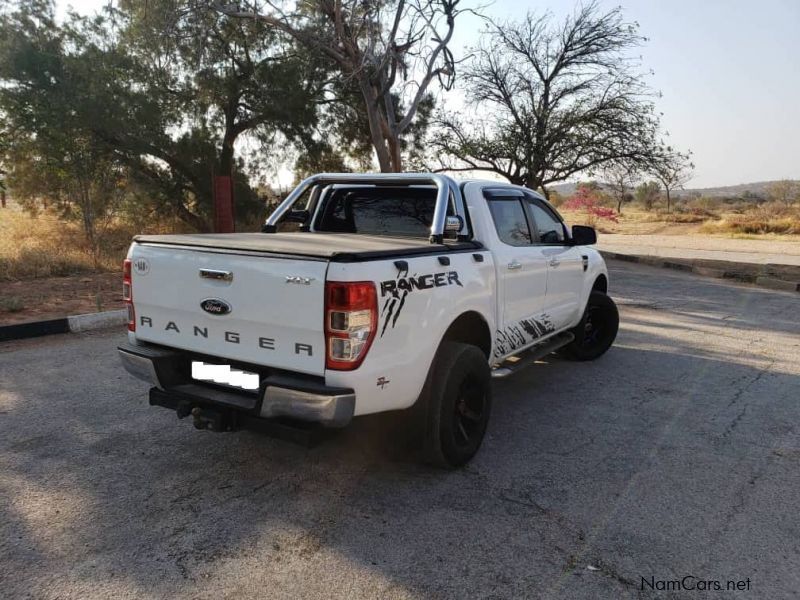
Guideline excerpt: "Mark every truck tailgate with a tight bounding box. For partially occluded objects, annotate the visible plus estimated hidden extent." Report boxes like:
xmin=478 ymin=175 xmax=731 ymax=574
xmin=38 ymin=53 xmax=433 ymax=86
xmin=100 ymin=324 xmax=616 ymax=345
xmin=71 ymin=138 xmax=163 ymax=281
xmin=130 ymin=243 xmax=327 ymax=376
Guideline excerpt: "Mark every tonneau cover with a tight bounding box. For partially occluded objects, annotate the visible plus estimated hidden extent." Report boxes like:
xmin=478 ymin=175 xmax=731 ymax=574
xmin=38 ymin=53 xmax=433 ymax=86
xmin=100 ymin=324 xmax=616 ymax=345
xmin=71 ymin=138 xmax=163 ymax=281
xmin=134 ymin=232 xmax=480 ymax=261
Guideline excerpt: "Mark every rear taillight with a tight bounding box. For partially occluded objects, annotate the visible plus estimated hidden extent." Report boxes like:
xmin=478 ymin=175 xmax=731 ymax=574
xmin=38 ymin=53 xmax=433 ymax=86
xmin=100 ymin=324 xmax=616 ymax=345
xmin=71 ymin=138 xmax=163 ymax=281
xmin=325 ymin=281 xmax=377 ymax=370
xmin=123 ymin=259 xmax=134 ymax=331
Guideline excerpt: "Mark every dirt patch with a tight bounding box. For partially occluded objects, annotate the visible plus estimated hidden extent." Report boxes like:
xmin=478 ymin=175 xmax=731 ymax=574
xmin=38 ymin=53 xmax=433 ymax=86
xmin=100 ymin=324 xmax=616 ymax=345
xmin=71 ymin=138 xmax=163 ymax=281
xmin=0 ymin=272 xmax=123 ymax=325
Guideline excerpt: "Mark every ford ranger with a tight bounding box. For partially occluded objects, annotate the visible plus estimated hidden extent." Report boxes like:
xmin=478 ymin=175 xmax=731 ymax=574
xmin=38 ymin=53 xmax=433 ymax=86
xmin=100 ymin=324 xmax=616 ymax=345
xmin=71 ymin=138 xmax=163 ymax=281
xmin=118 ymin=173 xmax=618 ymax=467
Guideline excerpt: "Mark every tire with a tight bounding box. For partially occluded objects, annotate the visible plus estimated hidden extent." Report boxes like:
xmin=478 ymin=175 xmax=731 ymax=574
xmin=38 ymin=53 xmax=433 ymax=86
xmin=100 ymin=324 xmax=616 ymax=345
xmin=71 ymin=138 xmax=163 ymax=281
xmin=562 ymin=291 xmax=619 ymax=361
xmin=418 ymin=341 xmax=492 ymax=468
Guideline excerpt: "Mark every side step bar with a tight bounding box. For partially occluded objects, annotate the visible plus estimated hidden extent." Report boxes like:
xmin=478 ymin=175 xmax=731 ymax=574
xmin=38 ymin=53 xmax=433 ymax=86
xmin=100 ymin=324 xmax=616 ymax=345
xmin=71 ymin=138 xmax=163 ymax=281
xmin=491 ymin=332 xmax=574 ymax=379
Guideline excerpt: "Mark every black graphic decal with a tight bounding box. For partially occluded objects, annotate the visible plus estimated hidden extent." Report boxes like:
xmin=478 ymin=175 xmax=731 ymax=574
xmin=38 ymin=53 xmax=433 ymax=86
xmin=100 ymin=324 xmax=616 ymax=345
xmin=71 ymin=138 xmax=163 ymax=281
xmin=379 ymin=269 xmax=463 ymax=336
xmin=494 ymin=314 xmax=555 ymax=357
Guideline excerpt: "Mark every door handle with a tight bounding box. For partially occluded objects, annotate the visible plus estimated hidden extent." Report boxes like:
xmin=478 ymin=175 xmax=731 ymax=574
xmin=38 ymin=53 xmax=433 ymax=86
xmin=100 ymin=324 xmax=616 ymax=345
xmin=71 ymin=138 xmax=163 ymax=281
xmin=507 ymin=261 xmax=522 ymax=270
xmin=199 ymin=268 xmax=233 ymax=282
xmin=548 ymin=258 xmax=561 ymax=268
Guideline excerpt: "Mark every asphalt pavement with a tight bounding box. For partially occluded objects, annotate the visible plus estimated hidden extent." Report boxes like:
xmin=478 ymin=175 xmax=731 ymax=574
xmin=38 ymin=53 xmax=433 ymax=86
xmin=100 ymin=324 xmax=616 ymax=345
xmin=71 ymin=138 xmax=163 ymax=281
xmin=1 ymin=261 xmax=799 ymax=599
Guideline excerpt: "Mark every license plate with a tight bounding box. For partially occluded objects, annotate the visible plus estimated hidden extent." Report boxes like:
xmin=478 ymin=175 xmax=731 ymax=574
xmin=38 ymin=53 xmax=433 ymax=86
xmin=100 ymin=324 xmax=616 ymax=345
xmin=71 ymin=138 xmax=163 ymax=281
xmin=191 ymin=361 xmax=260 ymax=391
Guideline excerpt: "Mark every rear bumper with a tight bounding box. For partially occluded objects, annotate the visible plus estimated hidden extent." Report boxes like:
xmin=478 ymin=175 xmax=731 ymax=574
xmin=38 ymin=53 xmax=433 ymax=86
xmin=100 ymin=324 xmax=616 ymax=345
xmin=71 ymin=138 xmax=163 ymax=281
xmin=118 ymin=343 xmax=355 ymax=428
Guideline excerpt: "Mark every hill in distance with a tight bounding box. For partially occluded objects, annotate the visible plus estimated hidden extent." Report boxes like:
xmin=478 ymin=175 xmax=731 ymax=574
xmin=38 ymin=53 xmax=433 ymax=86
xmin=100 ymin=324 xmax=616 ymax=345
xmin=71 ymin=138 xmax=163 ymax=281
xmin=550 ymin=180 xmax=791 ymax=199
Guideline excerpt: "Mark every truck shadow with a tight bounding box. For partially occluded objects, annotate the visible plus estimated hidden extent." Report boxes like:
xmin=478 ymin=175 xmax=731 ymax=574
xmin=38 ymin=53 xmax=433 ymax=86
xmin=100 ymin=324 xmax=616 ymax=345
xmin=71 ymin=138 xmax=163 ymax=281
xmin=1 ymin=315 xmax=799 ymax=598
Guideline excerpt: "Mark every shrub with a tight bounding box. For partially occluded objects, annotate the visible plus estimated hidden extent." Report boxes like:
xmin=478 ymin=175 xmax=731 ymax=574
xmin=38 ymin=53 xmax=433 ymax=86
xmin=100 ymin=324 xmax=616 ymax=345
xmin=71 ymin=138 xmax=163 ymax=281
xmin=0 ymin=296 xmax=25 ymax=312
xmin=562 ymin=187 xmax=619 ymax=226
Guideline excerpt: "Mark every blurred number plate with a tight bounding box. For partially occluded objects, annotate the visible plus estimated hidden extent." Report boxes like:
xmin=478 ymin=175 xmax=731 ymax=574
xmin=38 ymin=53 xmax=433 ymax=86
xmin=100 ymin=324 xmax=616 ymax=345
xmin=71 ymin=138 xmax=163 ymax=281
xmin=191 ymin=361 xmax=259 ymax=391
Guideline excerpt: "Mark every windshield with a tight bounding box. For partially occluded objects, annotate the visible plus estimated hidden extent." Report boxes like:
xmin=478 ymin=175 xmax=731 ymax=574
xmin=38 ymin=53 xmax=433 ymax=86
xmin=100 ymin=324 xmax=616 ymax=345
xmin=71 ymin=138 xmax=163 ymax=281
xmin=314 ymin=187 xmax=449 ymax=237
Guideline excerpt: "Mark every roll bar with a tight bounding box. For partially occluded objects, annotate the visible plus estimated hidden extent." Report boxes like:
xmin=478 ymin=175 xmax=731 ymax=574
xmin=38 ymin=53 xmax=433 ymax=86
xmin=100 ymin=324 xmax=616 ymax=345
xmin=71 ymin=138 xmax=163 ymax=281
xmin=264 ymin=173 xmax=466 ymax=244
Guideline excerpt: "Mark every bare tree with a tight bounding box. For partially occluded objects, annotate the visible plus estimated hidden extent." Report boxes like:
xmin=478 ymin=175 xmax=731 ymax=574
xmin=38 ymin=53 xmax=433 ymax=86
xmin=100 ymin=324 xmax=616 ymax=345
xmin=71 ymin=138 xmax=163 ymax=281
xmin=767 ymin=180 xmax=800 ymax=206
xmin=215 ymin=0 xmax=464 ymax=172
xmin=652 ymin=148 xmax=693 ymax=213
xmin=603 ymin=162 xmax=638 ymax=214
xmin=431 ymin=2 xmax=661 ymax=197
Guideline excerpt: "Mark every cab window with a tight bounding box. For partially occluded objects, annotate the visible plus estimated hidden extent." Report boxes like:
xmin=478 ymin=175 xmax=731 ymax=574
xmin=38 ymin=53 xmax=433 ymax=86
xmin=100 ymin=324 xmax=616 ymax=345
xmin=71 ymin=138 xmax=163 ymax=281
xmin=526 ymin=198 xmax=566 ymax=244
xmin=487 ymin=198 xmax=532 ymax=246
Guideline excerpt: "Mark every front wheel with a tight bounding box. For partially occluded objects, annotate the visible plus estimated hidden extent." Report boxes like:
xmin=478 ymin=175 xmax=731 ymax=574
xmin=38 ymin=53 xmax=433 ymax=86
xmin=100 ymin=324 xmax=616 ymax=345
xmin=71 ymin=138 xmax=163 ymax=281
xmin=562 ymin=291 xmax=619 ymax=361
xmin=419 ymin=341 xmax=492 ymax=468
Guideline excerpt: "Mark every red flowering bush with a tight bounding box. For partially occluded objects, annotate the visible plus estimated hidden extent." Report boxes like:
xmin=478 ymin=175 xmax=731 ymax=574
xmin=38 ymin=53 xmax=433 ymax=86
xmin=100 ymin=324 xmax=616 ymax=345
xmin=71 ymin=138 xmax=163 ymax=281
xmin=562 ymin=186 xmax=619 ymax=226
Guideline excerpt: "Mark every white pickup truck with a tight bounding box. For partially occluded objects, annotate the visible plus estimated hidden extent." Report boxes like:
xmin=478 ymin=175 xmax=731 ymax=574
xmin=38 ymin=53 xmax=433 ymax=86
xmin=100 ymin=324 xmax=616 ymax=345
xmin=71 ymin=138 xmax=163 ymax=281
xmin=119 ymin=173 xmax=617 ymax=467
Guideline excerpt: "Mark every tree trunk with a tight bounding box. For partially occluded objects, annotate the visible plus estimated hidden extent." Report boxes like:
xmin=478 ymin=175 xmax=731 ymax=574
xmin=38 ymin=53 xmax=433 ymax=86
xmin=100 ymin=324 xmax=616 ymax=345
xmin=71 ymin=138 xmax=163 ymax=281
xmin=666 ymin=189 xmax=671 ymax=213
xmin=219 ymin=130 xmax=235 ymax=179
xmin=359 ymin=79 xmax=394 ymax=172
xmin=78 ymin=180 xmax=100 ymax=269
xmin=387 ymin=135 xmax=403 ymax=172
xmin=524 ymin=173 xmax=541 ymax=191
xmin=540 ymin=186 xmax=550 ymax=201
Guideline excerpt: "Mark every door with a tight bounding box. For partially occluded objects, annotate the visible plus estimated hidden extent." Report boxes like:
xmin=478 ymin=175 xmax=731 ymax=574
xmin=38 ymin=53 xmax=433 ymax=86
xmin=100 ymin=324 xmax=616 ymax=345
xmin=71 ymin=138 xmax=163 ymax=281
xmin=524 ymin=195 xmax=585 ymax=330
xmin=485 ymin=192 xmax=553 ymax=358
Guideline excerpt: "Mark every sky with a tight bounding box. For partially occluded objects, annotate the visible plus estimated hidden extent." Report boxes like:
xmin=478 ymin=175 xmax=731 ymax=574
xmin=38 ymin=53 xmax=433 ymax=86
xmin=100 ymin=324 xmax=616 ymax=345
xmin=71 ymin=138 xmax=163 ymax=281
xmin=57 ymin=0 xmax=800 ymax=188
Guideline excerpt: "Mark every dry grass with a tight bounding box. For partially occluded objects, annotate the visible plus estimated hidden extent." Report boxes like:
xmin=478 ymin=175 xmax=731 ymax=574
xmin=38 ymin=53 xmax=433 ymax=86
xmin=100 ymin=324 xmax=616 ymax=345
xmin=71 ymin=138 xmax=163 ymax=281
xmin=561 ymin=198 xmax=800 ymax=240
xmin=700 ymin=216 xmax=800 ymax=235
xmin=0 ymin=206 xmax=131 ymax=281
xmin=699 ymin=203 xmax=800 ymax=235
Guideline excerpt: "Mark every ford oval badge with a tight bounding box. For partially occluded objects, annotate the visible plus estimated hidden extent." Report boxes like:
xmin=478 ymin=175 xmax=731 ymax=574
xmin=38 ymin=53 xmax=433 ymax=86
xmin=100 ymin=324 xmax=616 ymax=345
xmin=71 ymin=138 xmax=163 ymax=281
xmin=200 ymin=298 xmax=232 ymax=315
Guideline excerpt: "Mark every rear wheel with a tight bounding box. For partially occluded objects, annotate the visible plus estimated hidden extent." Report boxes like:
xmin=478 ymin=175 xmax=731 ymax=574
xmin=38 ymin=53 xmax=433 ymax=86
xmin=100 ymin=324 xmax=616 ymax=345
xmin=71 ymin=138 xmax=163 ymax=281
xmin=419 ymin=341 xmax=492 ymax=468
xmin=562 ymin=291 xmax=619 ymax=361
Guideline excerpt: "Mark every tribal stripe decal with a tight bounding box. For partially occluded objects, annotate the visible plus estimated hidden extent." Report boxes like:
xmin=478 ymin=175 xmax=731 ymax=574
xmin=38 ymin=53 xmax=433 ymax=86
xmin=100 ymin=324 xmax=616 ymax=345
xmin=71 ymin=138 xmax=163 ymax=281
xmin=494 ymin=314 xmax=556 ymax=358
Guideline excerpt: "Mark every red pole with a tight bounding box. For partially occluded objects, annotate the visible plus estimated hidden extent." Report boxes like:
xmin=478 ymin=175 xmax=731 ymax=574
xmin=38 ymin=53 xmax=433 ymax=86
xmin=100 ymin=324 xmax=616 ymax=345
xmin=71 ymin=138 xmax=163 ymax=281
xmin=213 ymin=175 xmax=235 ymax=233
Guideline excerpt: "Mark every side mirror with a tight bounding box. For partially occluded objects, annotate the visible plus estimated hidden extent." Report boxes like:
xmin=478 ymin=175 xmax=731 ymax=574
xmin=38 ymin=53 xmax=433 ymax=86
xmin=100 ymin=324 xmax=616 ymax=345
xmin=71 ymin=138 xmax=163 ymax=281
xmin=444 ymin=215 xmax=464 ymax=235
xmin=570 ymin=225 xmax=597 ymax=245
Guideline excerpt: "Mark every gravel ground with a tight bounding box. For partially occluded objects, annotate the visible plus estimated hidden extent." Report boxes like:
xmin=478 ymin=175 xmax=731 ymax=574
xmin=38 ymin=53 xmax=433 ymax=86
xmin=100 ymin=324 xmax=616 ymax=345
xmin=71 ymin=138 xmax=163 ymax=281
xmin=1 ymin=260 xmax=798 ymax=599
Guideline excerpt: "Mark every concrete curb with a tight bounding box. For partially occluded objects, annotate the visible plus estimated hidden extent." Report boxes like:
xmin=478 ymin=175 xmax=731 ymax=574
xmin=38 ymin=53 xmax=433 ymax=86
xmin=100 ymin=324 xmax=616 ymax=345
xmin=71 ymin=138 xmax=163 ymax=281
xmin=67 ymin=309 xmax=127 ymax=333
xmin=0 ymin=309 xmax=126 ymax=343
xmin=600 ymin=251 xmax=800 ymax=292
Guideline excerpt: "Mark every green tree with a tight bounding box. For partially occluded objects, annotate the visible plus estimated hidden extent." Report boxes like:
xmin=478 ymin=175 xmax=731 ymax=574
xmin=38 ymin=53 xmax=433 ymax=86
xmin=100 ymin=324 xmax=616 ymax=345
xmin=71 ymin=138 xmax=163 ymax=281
xmin=636 ymin=180 xmax=661 ymax=211
xmin=106 ymin=0 xmax=327 ymax=229
xmin=0 ymin=0 xmax=131 ymax=258
xmin=1 ymin=0 xmax=329 ymax=232
xmin=217 ymin=0 xmax=462 ymax=172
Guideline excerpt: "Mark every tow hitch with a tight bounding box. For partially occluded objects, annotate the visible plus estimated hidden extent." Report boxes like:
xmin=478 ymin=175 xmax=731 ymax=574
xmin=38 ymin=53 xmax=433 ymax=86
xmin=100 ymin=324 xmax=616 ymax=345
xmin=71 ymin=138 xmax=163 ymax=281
xmin=149 ymin=387 xmax=330 ymax=447
xmin=189 ymin=406 xmax=229 ymax=431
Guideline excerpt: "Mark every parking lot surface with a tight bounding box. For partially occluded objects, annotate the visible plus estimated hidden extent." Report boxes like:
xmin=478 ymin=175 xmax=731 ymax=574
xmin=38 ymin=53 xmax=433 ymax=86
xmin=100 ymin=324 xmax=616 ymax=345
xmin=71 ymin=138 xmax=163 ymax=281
xmin=1 ymin=261 xmax=799 ymax=599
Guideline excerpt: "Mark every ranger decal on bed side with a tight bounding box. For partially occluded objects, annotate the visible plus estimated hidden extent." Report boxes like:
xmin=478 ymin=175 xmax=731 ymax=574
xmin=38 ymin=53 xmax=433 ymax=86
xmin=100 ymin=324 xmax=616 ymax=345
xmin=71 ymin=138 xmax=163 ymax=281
xmin=379 ymin=267 xmax=463 ymax=336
